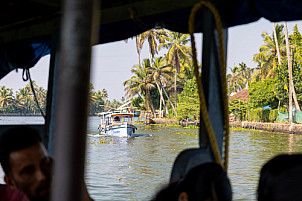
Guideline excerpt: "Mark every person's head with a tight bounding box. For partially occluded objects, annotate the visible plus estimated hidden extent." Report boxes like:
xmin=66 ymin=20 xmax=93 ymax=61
xmin=151 ymin=182 xmax=179 ymax=201
xmin=178 ymin=163 xmax=232 ymax=201
xmin=258 ymin=154 xmax=302 ymax=201
xmin=0 ymin=126 xmax=52 ymax=201
xmin=152 ymin=163 xmax=232 ymax=201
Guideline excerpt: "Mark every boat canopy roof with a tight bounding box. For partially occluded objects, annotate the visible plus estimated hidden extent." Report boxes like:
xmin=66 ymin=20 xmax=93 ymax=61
xmin=1 ymin=0 xmax=302 ymax=79
xmin=111 ymin=112 xmax=134 ymax=116
xmin=98 ymin=111 xmax=134 ymax=117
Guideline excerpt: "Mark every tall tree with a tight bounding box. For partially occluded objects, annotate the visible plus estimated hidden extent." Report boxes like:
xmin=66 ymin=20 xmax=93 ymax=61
xmin=138 ymin=29 xmax=167 ymax=63
xmin=123 ymin=59 xmax=155 ymax=113
xmin=253 ymin=24 xmax=286 ymax=79
xmin=227 ymin=66 xmax=239 ymax=93
xmin=0 ymin=86 xmax=14 ymax=112
xmin=159 ymin=31 xmax=192 ymax=108
xmin=148 ymin=56 xmax=174 ymax=116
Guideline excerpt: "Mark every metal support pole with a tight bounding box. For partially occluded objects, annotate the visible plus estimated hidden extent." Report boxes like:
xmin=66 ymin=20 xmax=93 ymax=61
xmin=51 ymin=0 xmax=93 ymax=200
xmin=46 ymin=32 xmax=60 ymax=155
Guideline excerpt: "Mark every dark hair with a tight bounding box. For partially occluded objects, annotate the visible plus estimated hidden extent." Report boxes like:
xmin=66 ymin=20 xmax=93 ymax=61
xmin=178 ymin=163 xmax=232 ymax=201
xmin=151 ymin=163 xmax=232 ymax=201
xmin=0 ymin=126 xmax=42 ymax=174
xmin=151 ymin=182 xmax=179 ymax=201
xmin=258 ymin=154 xmax=302 ymax=201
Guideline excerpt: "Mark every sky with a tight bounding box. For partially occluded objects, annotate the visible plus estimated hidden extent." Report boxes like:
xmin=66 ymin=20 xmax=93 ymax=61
xmin=0 ymin=18 xmax=301 ymax=101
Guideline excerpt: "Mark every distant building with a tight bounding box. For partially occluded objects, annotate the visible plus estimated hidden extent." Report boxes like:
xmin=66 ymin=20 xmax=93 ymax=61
xmin=230 ymin=88 xmax=248 ymax=102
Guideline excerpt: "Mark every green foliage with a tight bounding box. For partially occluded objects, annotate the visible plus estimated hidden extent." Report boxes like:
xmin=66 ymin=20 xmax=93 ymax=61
xmin=229 ymin=98 xmax=248 ymax=121
xmin=249 ymin=78 xmax=279 ymax=109
xmin=227 ymin=63 xmax=253 ymax=94
xmin=149 ymin=87 xmax=160 ymax=110
xmin=0 ymin=83 xmax=113 ymax=116
xmin=269 ymin=109 xmax=279 ymax=122
xmin=175 ymin=78 xmax=199 ymax=120
xmin=249 ymin=109 xmax=268 ymax=122
xmin=275 ymin=57 xmax=302 ymax=106
xmin=0 ymin=83 xmax=47 ymax=114
xmin=248 ymin=109 xmax=278 ymax=122
xmin=131 ymin=96 xmax=144 ymax=110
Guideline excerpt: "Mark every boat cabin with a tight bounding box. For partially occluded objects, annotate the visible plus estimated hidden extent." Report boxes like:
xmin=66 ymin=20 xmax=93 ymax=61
xmin=98 ymin=111 xmax=134 ymax=125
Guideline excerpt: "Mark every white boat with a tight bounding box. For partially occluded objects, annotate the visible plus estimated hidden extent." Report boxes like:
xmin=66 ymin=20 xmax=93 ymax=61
xmin=97 ymin=110 xmax=137 ymax=137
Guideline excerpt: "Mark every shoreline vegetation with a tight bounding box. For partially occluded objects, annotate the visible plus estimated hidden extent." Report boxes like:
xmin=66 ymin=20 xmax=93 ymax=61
xmin=1 ymin=114 xmax=300 ymax=134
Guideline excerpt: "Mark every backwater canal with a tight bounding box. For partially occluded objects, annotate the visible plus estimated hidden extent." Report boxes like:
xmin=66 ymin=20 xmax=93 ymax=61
xmin=1 ymin=116 xmax=302 ymax=200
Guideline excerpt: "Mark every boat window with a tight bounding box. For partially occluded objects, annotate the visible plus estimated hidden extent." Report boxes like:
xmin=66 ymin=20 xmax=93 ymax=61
xmin=123 ymin=116 xmax=131 ymax=123
xmin=113 ymin=116 xmax=120 ymax=122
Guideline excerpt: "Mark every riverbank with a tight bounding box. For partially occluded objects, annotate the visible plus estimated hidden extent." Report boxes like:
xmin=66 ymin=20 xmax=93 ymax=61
xmin=230 ymin=121 xmax=302 ymax=134
xmin=152 ymin=118 xmax=199 ymax=127
xmin=151 ymin=118 xmax=302 ymax=134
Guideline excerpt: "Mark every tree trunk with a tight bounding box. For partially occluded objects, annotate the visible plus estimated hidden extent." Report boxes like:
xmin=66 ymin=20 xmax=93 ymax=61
xmin=292 ymin=80 xmax=301 ymax=111
xmin=136 ymin=36 xmax=141 ymax=67
xmin=147 ymin=89 xmax=155 ymax=114
xmin=174 ymin=67 xmax=177 ymax=109
xmin=155 ymin=80 xmax=168 ymax=115
xmin=149 ymin=45 xmax=153 ymax=65
xmin=159 ymin=91 xmax=162 ymax=118
xmin=284 ymin=21 xmax=293 ymax=123
xmin=155 ymin=80 xmax=168 ymax=118
xmin=273 ymin=22 xmax=282 ymax=65
xmin=162 ymin=88 xmax=168 ymax=114
xmin=162 ymin=85 xmax=175 ymax=110
xmin=284 ymin=22 xmax=301 ymax=112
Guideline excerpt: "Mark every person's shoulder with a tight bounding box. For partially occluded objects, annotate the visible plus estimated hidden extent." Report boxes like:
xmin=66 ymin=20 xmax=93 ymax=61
xmin=0 ymin=185 xmax=30 ymax=201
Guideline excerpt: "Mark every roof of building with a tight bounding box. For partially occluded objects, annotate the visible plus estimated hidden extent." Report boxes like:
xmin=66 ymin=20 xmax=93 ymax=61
xmin=229 ymin=88 xmax=248 ymax=102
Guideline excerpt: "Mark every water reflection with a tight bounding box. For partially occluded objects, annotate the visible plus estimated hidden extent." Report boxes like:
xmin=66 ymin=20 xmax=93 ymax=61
xmin=229 ymin=130 xmax=302 ymax=200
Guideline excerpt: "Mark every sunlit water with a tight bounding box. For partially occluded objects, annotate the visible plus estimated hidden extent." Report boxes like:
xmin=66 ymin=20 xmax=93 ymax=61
xmin=1 ymin=116 xmax=302 ymax=200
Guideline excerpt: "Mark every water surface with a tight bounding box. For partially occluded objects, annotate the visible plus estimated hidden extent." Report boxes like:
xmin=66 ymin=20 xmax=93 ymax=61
xmin=1 ymin=116 xmax=302 ymax=200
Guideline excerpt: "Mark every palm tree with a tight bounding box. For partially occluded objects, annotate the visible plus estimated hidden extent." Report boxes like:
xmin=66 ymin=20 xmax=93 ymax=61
xmin=148 ymin=56 xmax=174 ymax=116
xmin=237 ymin=62 xmax=253 ymax=90
xmin=227 ymin=66 xmax=239 ymax=93
xmin=123 ymin=59 xmax=155 ymax=113
xmin=101 ymin=89 xmax=108 ymax=100
xmin=14 ymin=92 xmax=26 ymax=114
xmin=159 ymin=31 xmax=192 ymax=108
xmin=253 ymin=24 xmax=286 ymax=78
xmin=0 ymin=86 xmax=14 ymax=112
xmin=138 ymin=29 xmax=167 ymax=63
xmin=35 ymin=87 xmax=47 ymax=112
xmin=18 ymin=86 xmax=33 ymax=114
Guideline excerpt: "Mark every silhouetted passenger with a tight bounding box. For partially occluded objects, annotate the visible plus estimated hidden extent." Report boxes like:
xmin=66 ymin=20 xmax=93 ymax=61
xmin=258 ymin=154 xmax=302 ymax=201
xmin=151 ymin=163 xmax=232 ymax=201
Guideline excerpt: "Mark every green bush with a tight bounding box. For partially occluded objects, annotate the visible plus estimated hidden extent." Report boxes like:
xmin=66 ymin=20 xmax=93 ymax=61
xmin=249 ymin=109 xmax=261 ymax=122
xmin=248 ymin=109 xmax=270 ymax=122
xmin=248 ymin=109 xmax=279 ymax=122
xmin=262 ymin=109 xmax=270 ymax=122
xmin=269 ymin=109 xmax=279 ymax=122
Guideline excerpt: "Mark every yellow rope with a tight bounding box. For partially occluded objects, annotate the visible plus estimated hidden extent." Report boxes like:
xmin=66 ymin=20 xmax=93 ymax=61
xmin=189 ymin=1 xmax=230 ymax=170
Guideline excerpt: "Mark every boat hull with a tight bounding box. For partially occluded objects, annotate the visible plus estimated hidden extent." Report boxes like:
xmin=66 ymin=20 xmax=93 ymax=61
xmin=98 ymin=123 xmax=136 ymax=137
